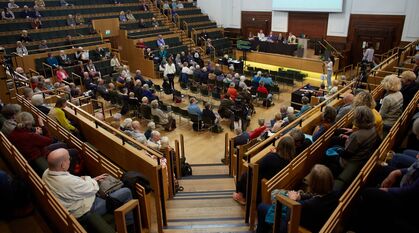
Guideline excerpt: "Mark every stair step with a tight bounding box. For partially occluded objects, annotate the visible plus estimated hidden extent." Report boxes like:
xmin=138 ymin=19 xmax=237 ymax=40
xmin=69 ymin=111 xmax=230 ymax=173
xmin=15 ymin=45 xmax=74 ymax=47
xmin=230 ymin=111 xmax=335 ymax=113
xmin=178 ymin=178 xmax=235 ymax=192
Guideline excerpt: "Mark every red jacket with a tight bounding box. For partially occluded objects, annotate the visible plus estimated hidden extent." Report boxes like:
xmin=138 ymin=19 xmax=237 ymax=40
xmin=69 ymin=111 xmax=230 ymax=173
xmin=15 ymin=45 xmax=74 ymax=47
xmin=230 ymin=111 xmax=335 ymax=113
xmin=227 ymin=87 xmax=238 ymax=101
xmin=249 ymin=126 xmax=267 ymax=140
xmin=8 ymin=128 xmax=52 ymax=161
xmin=257 ymin=86 xmax=269 ymax=95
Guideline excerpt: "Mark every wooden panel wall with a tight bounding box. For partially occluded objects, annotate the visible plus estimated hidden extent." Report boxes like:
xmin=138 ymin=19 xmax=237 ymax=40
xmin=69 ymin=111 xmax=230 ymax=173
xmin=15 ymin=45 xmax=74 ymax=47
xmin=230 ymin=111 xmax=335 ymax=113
xmin=241 ymin=11 xmax=272 ymax=37
xmin=288 ymin=12 xmax=329 ymax=39
xmin=347 ymin=14 xmax=405 ymax=64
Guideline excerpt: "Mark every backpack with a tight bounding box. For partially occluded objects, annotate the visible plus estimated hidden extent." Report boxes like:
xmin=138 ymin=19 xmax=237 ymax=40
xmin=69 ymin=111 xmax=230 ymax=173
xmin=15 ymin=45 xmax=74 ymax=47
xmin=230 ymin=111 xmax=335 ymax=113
xmin=180 ymin=157 xmax=192 ymax=177
xmin=210 ymin=125 xmax=224 ymax=133
xmin=121 ymin=171 xmax=153 ymax=197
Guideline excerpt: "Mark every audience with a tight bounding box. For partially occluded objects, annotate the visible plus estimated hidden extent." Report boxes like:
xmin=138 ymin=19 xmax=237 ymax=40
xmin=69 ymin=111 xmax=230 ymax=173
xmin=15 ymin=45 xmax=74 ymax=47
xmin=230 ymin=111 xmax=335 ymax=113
xmin=31 ymin=94 xmax=50 ymax=115
xmin=312 ymin=106 xmax=337 ymax=142
xmin=48 ymin=98 xmax=78 ymax=135
xmin=16 ymin=41 xmax=28 ymax=56
xmin=233 ymin=136 xmax=296 ymax=205
xmin=295 ymin=96 xmax=311 ymax=117
xmin=150 ymin=100 xmax=176 ymax=131
xmin=380 ymin=75 xmax=403 ymax=135
xmin=257 ymin=164 xmax=338 ymax=233
xmin=336 ymin=94 xmax=354 ymax=121
xmin=399 ymin=71 xmax=418 ymax=109
xmin=1 ymin=104 xmax=21 ymax=136
xmin=2 ymin=7 xmax=15 ymax=20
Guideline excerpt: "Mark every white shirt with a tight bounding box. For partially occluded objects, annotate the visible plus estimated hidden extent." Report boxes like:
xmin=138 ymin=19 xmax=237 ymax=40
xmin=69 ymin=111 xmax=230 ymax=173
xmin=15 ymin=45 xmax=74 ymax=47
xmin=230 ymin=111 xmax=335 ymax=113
xmin=288 ymin=35 xmax=297 ymax=44
xmin=257 ymin=32 xmax=266 ymax=41
xmin=363 ymin=48 xmax=374 ymax=62
xmin=327 ymin=61 xmax=333 ymax=72
xmin=147 ymin=139 xmax=161 ymax=150
xmin=181 ymin=66 xmax=191 ymax=74
xmin=164 ymin=63 xmax=176 ymax=77
xmin=42 ymin=169 xmax=98 ymax=218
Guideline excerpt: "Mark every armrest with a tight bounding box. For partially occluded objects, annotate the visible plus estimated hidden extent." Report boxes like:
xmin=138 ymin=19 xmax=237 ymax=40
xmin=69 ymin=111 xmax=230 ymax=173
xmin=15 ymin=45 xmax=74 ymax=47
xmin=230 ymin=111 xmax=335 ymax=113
xmin=273 ymin=194 xmax=301 ymax=233
xmin=114 ymin=199 xmax=142 ymax=233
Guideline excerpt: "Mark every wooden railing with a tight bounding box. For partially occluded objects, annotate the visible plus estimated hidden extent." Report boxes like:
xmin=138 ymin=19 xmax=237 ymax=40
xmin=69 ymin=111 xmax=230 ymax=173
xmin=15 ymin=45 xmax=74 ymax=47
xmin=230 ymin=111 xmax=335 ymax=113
xmin=0 ymin=132 xmax=87 ymax=233
xmin=15 ymin=95 xmax=164 ymax=232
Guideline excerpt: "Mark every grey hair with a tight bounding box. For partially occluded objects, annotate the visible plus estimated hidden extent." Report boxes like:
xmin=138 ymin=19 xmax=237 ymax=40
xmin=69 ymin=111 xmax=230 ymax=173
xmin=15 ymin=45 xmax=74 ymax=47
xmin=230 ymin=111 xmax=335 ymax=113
xmin=147 ymin=121 xmax=156 ymax=129
xmin=151 ymin=130 xmax=160 ymax=138
xmin=353 ymin=106 xmax=374 ymax=129
xmin=150 ymin=99 xmax=159 ymax=109
xmin=1 ymin=104 xmax=22 ymax=119
xmin=15 ymin=112 xmax=35 ymax=129
xmin=160 ymin=136 xmax=170 ymax=148
xmin=31 ymin=94 xmax=44 ymax=106
xmin=258 ymin=118 xmax=265 ymax=126
xmin=121 ymin=118 xmax=133 ymax=129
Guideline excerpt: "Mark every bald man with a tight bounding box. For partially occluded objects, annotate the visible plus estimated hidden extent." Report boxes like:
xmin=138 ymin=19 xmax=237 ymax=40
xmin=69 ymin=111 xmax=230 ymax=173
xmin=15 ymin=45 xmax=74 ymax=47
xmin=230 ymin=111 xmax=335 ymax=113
xmin=336 ymin=93 xmax=354 ymax=121
xmin=42 ymin=149 xmax=133 ymax=220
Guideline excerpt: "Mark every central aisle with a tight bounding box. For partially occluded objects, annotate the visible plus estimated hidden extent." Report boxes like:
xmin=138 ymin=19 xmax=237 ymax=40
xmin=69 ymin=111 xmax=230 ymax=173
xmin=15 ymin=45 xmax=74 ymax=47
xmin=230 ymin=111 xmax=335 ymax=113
xmin=164 ymin=164 xmax=252 ymax=233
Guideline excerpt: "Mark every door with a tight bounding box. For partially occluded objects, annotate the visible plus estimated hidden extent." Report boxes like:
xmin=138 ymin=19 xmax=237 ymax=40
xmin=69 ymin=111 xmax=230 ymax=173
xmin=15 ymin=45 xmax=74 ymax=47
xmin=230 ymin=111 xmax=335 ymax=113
xmin=351 ymin=27 xmax=393 ymax=64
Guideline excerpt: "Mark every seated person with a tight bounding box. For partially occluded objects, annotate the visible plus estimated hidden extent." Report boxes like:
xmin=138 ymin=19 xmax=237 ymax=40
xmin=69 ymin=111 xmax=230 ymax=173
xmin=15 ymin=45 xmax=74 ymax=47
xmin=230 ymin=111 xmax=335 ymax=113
xmin=8 ymin=112 xmax=76 ymax=166
xmin=266 ymin=31 xmax=277 ymax=42
xmin=31 ymin=17 xmax=42 ymax=29
xmin=249 ymin=119 xmax=267 ymax=140
xmin=8 ymin=0 xmax=19 ymax=9
xmin=270 ymin=113 xmax=284 ymax=133
xmin=202 ymin=102 xmax=220 ymax=127
xmin=257 ymin=30 xmax=266 ymax=41
xmin=66 ymin=14 xmax=76 ymax=26
xmin=295 ymin=96 xmax=311 ymax=117
xmin=256 ymin=164 xmax=338 ymax=233
xmin=151 ymin=17 xmax=159 ymax=27
xmin=48 ymin=98 xmax=78 ymax=134
xmin=187 ymin=98 xmax=202 ymax=119
xmin=339 ymin=106 xmax=378 ymax=168
xmin=379 ymin=75 xmax=403 ymax=136
xmin=218 ymin=94 xmax=235 ymax=129
xmin=138 ymin=18 xmax=147 ymax=28
xmin=233 ymin=136 xmax=296 ymax=205
xmin=150 ymin=100 xmax=176 ymax=131
xmin=56 ymin=66 xmax=69 ymax=82
xmin=86 ymin=59 xmax=101 ymax=79
xmin=46 ymin=53 xmax=59 ymax=68
xmin=93 ymin=46 xmax=108 ymax=60
xmin=1 ymin=104 xmax=21 ymax=136
xmin=156 ymin=34 xmax=166 ymax=48
xmin=16 ymin=41 xmax=28 ymax=56
xmin=110 ymin=53 xmax=122 ymax=72
xmin=147 ymin=130 xmax=161 ymax=150
xmin=336 ymin=94 xmax=354 ymax=121
xmin=389 ymin=117 xmax=419 ymax=168
xmin=31 ymin=94 xmax=50 ymax=115
xmin=227 ymin=83 xmax=238 ymax=101
xmin=312 ymin=106 xmax=337 ymax=142
xmin=125 ymin=10 xmax=135 ymax=21
xmin=75 ymin=13 xmax=84 ymax=25
xmin=42 ymin=149 xmax=133 ymax=223
xmin=289 ymin=128 xmax=312 ymax=154
xmin=1 ymin=8 xmax=15 ymax=20
xmin=287 ymin=32 xmax=297 ymax=44
xmin=400 ymin=71 xmax=418 ymax=109
xmin=136 ymin=38 xmax=146 ymax=49
xmin=20 ymin=30 xmax=32 ymax=43
xmin=119 ymin=11 xmax=127 ymax=22
xmin=256 ymin=81 xmax=273 ymax=106
xmin=352 ymin=159 xmax=419 ymax=233
xmin=233 ymin=127 xmax=249 ymax=147
xmin=58 ymin=50 xmax=73 ymax=66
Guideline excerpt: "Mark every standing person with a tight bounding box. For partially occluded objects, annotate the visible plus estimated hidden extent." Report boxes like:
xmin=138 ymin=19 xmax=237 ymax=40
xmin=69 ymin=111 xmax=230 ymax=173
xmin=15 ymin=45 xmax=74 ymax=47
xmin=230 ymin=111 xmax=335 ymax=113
xmin=363 ymin=43 xmax=375 ymax=65
xmin=164 ymin=58 xmax=176 ymax=90
xmin=325 ymin=57 xmax=334 ymax=89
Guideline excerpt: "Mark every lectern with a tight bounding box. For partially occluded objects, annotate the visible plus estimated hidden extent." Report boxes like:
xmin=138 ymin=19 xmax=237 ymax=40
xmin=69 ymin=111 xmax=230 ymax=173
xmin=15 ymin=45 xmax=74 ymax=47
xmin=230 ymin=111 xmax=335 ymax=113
xmin=298 ymin=38 xmax=309 ymax=58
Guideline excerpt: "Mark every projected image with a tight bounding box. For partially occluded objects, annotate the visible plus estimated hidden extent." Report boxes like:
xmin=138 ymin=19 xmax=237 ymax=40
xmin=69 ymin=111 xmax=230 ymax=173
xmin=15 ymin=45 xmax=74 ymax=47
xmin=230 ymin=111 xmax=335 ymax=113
xmin=272 ymin=0 xmax=343 ymax=12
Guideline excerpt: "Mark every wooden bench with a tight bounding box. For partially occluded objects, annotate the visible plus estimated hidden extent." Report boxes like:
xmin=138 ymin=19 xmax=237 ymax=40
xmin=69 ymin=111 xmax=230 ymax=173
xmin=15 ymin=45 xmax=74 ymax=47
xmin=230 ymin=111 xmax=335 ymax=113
xmin=16 ymin=95 xmax=164 ymax=232
xmin=0 ymin=131 xmax=144 ymax=233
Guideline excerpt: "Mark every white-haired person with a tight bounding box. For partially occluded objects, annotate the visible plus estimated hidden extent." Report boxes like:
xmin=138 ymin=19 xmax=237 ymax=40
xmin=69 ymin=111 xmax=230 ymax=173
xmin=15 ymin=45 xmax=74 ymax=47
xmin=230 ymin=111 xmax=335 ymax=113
xmin=147 ymin=130 xmax=161 ymax=150
xmin=42 ymin=149 xmax=133 ymax=224
xmin=150 ymin=100 xmax=176 ymax=131
xmin=31 ymin=94 xmax=50 ymax=115
xmin=380 ymin=75 xmax=403 ymax=136
xmin=144 ymin=121 xmax=155 ymax=140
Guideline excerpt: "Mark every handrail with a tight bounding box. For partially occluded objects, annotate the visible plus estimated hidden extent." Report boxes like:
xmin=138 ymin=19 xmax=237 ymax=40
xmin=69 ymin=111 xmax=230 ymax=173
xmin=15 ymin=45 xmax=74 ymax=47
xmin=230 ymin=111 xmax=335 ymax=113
xmin=65 ymin=101 xmax=163 ymax=159
xmin=244 ymin=81 xmax=355 ymax=160
xmin=323 ymin=39 xmax=343 ymax=59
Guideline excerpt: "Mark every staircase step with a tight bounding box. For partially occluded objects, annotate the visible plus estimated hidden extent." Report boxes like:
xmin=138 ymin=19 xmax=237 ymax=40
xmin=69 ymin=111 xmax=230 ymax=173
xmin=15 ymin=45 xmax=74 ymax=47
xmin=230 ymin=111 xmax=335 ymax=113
xmin=178 ymin=178 xmax=235 ymax=192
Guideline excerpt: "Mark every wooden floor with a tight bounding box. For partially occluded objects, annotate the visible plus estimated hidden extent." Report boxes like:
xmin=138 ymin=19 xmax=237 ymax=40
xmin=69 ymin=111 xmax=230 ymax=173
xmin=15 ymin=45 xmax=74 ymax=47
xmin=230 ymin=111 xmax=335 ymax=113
xmin=141 ymin=76 xmax=299 ymax=232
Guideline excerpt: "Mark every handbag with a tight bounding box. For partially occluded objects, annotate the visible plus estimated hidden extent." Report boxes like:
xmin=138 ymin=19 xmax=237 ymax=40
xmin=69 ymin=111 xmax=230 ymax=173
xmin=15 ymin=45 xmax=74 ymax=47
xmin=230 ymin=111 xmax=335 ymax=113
xmin=98 ymin=175 xmax=124 ymax=198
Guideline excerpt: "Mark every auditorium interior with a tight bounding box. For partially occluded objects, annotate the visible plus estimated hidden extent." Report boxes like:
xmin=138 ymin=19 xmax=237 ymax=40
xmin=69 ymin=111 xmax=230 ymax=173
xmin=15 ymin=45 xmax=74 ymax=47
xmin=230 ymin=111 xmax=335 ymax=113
xmin=0 ymin=0 xmax=418 ymax=233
